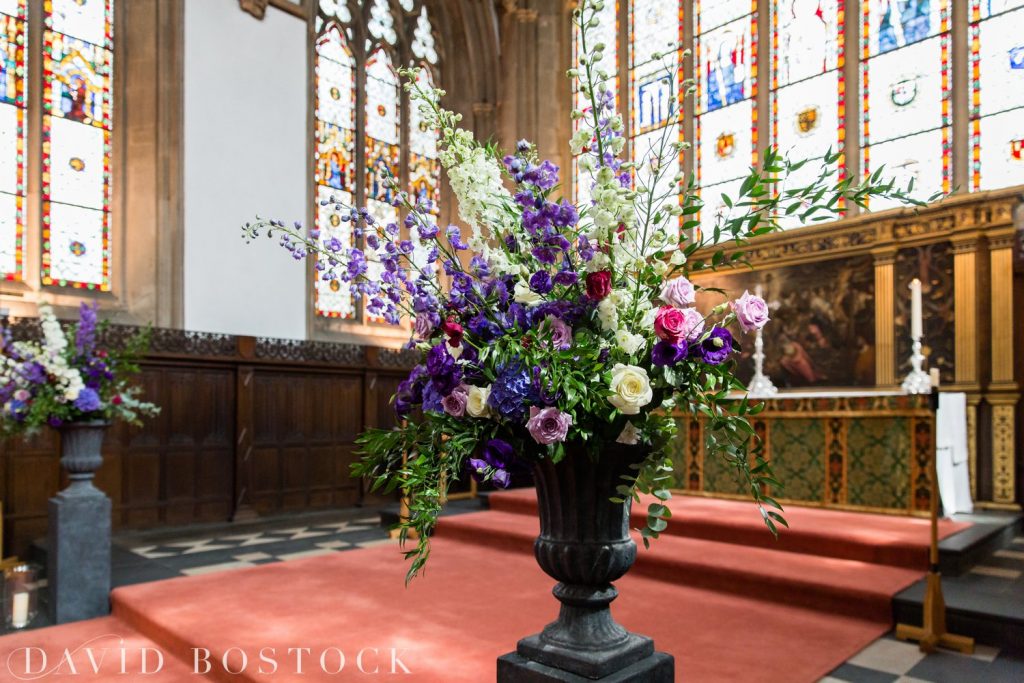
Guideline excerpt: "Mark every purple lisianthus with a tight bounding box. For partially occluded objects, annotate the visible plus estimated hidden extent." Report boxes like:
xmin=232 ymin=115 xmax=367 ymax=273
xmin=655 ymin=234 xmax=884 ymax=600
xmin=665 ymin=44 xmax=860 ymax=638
xmin=73 ymin=387 xmax=103 ymax=413
xmin=526 ymin=406 xmax=572 ymax=445
xmin=422 ymin=383 xmax=445 ymax=413
xmin=491 ymin=469 xmax=512 ymax=488
xmin=442 ymin=384 xmax=469 ymax=417
xmin=651 ymin=340 xmax=688 ymax=367
xmin=699 ymin=327 xmax=734 ymax=365
xmin=541 ymin=315 xmax=572 ymax=350
xmin=482 ymin=438 xmax=515 ymax=469
xmin=426 ymin=343 xmax=455 ymax=378
xmin=529 ymin=270 xmax=554 ymax=295
xmin=553 ymin=270 xmax=578 ymax=287
xmin=414 ymin=312 xmax=437 ymax=341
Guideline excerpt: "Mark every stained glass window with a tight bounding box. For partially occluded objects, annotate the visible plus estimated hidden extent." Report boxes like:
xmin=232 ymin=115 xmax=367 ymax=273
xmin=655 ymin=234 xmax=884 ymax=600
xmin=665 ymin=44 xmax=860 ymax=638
xmin=630 ymin=0 xmax=682 ymax=233
xmin=0 ymin=0 xmax=25 ymax=281
xmin=861 ymin=0 xmax=951 ymax=210
xmin=770 ymin=0 xmax=845 ymax=226
xmin=969 ymin=1 xmax=1024 ymax=190
xmin=694 ymin=0 xmax=758 ymax=232
xmin=40 ymin=0 xmax=112 ymax=290
xmin=572 ymin=0 xmax=618 ymax=206
xmin=313 ymin=1 xmax=441 ymax=323
xmin=314 ymin=21 xmax=356 ymax=318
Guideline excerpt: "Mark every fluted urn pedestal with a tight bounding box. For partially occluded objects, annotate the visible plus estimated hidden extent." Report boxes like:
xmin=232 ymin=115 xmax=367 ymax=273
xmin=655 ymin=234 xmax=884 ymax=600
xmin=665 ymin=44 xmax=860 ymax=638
xmin=497 ymin=444 xmax=675 ymax=681
xmin=48 ymin=421 xmax=112 ymax=624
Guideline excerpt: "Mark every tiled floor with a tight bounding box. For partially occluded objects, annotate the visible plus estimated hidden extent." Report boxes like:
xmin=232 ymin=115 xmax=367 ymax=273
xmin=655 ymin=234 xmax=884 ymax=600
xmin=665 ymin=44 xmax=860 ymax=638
xmin=823 ymin=534 xmax=1024 ymax=683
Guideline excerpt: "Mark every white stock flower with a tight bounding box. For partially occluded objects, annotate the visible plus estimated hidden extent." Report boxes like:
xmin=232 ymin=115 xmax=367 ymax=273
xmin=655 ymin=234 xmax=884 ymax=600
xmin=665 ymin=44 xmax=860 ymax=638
xmin=607 ymin=364 xmax=653 ymax=415
xmin=466 ymin=385 xmax=491 ymax=418
xmin=614 ymin=329 xmax=645 ymax=356
xmin=513 ymin=280 xmax=543 ymax=306
xmin=596 ymin=297 xmax=618 ymax=332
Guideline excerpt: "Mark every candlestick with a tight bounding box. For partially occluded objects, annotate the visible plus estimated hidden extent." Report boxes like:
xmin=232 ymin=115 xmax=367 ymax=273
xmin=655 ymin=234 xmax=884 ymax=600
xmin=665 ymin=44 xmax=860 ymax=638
xmin=902 ymin=338 xmax=932 ymax=394
xmin=747 ymin=284 xmax=778 ymax=398
xmin=910 ymin=278 xmax=922 ymax=340
xmin=10 ymin=592 xmax=28 ymax=628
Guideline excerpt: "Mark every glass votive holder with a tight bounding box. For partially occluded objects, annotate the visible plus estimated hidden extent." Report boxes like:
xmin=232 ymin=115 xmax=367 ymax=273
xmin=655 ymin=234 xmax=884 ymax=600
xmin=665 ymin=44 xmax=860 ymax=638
xmin=4 ymin=564 xmax=40 ymax=630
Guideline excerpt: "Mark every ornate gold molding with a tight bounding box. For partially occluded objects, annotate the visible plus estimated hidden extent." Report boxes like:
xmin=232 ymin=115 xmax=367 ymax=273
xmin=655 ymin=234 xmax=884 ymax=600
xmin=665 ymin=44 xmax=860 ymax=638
xmin=693 ymin=188 xmax=1023 ymax=271
xmin=965 ymin=398 xmax=978 ymax=499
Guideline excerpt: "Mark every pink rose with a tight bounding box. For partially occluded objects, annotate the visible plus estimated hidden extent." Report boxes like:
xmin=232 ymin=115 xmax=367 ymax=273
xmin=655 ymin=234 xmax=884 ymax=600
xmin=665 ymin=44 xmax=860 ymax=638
xmin=442 ymin=384 xmax=469 ymax=417
xmin=730 ymin=291 xmax=770 ymax=333
xmin=654 ymin=306 xmax=687 ymax=343
xmin=659 ymin=276 xmax=695 ymax=309
xmin=441 ymin=317 xmax=464 ymax=347
xmin=543 ymin=315 xmax=573 ymax=350
xmin=679 ymin=307 xmax=705 ymax=342
xmin=526 ymin=406 xmax=572 ymax=445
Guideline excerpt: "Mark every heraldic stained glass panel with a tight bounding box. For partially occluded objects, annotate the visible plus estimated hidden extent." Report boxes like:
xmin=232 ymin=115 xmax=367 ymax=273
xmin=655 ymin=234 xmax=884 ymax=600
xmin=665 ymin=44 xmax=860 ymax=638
xmin=0 ymin=0 xmax=24 ymax=281
xmin=629 ymin=0 xmax=682 ymax=236
xmin=694 ymin=0 xmax=757 ymax=233
xmin=969 ymin=2 xmax=1024 ymax=190
xmin=314 ymin=19 xmax=356 ymax=318
xmin=770 ymin=0 xmax=845 ymax=227
xmin=42 ymin=0 xmax=113 ymax=290
xmin=861 ymin=0 xmax=951 ymax=210
xmin=573 ymin=0 xmax=617 ymax=206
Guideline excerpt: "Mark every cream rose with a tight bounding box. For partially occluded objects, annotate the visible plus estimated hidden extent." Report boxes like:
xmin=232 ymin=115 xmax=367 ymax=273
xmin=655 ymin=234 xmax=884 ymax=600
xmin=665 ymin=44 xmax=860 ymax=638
xmin=466 ymin=385 xmax=491 ymax=418
xmin=607 ymin=364 xmax=653 ymax=415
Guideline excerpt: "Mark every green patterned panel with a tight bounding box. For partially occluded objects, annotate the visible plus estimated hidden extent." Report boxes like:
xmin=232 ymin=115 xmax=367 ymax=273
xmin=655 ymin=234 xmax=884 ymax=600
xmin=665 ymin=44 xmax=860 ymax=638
xmin=701 ymin=427 xmax=749 ymax=496
xmin=767 ymin=418 xmax=826 ymax=503
xmin=667 ymin=417 xmax=689 ymax=489
xmin=847 ymin=417 xmax=910 ymax=509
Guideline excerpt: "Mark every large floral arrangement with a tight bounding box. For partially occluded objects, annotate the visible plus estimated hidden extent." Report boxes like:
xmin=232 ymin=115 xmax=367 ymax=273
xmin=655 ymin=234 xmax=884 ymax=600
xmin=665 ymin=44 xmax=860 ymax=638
xmin=0 ymin=304 xmax=159 ymax=433
xmin=243 ymin=1 xmax=926 ymax=579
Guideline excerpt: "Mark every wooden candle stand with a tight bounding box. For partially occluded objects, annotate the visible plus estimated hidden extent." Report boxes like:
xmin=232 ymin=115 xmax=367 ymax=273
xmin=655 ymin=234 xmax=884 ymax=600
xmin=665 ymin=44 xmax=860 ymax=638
xmin=894 ymin=391 xmax=974 ymax=655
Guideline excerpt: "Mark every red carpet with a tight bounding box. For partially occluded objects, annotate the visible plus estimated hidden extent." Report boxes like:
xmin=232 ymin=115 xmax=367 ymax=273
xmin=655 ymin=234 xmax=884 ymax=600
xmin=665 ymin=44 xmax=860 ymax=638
xmin=487 ymin=488 xmax=970 ymax=570
xmin=0 ymin=495 xmax=973 ymax=682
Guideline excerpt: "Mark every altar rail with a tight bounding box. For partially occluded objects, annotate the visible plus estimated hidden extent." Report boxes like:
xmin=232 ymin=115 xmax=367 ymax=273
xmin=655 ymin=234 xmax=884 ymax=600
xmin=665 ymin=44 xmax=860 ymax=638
xmin=0 ymin=321 xmax=416 ymax=558
xmin=669 ymin=393 xmax=935 ymax=515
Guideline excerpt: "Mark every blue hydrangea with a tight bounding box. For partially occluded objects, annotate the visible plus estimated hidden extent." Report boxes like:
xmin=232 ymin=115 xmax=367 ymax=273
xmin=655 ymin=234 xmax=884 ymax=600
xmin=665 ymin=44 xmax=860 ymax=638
xmin=487 ymin=362 xmax=537 ymax=422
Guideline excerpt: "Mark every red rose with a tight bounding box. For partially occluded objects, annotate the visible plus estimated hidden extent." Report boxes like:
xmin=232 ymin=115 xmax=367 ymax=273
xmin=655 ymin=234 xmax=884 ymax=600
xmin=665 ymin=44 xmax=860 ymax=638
xmin=654 ymin=305 xmax=687 ymax=343
xmin=441 ymin=317 xmax=463 ymax=347
xmin=586 ymin=271 xmax=612 ymax=301
xmin=112 ymin=395 xmax=123 ymax=405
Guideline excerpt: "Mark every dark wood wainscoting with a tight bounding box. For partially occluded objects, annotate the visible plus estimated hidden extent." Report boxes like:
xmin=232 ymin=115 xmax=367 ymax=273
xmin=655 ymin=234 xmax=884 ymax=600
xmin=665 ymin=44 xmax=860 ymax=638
xmin=0 ymin=324 xmax=414 ymax=558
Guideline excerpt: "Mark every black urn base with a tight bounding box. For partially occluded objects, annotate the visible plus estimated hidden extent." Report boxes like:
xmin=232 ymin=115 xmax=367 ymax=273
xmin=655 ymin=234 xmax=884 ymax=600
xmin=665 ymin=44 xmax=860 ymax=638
xmin=497 ymin=651 xmax=675 ymax=682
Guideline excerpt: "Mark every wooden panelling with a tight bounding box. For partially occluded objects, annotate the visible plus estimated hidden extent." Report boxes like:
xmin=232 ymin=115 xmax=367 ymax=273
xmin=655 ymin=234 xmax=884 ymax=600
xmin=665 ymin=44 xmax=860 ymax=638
xmin=0 ymin=329 xmax=414 ymax=557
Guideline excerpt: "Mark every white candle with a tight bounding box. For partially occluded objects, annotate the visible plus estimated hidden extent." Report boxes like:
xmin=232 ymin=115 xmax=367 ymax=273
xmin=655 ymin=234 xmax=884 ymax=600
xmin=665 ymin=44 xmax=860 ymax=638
xmin=755 ymin=283 xmax=763 ymax=299
xmin=11 ymin=591 xmax=29 ymax=628
xmin=930 ymin=368 xmax=941 ymax=388
xmin=910 ymin=278 xmax=922 ymax=340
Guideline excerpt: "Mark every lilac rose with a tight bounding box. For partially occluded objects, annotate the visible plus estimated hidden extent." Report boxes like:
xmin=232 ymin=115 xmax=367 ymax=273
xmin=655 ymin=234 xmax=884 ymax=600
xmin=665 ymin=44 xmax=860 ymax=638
xmin=526 ymin=406 xmax=572 ymax=445
xmin=442 ymin=384 xmax=469 ymax=417
xmin=730 ymin=290 xmax=770 ymax=333
xmin=413 ymin=313 xmax=435 ymax=341
xmin=659 ymin=276 xmax=696 ymax=308
xmin=542 ymin=315 xmax=572 ymax=350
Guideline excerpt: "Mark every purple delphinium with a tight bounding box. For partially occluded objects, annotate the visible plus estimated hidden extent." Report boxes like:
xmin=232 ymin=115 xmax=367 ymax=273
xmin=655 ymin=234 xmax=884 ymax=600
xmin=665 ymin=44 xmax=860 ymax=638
xmin=651 ymin=340 xmax=688 ymax=367
xmin=75 ymin=302 xmax=98 ymax=355
xmin=698 ymin=327 xmax=734 ymax=365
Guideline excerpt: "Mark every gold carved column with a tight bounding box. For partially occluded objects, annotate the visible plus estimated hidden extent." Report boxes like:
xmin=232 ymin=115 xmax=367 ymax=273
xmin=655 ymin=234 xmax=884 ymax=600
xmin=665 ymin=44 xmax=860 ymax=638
xmin=986 ymin=229 xmax=1019 ymax=506
xmin=873 ymin=251 xmax=897 ymax=386
xmin=951 ymin=234 xmax=982 ymax=498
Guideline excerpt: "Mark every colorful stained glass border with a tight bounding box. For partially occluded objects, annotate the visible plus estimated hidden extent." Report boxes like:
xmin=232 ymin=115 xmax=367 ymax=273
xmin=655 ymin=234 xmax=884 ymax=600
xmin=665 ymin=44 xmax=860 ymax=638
xmin=0 ymin=0 xmax=26 ymax=281
xmin=40 ymin=0 xmax=113 ymax=291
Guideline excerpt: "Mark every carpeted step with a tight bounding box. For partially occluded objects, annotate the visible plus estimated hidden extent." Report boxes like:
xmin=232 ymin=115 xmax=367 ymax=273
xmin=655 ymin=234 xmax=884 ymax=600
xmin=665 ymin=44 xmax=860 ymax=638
xmin=0 ymin=615 xmax=201 ymax=680
xmin=436 ymin=509 xmax=923 ymax=625
xmin=485 ymin=488 xmax=970 ymax=571
xmin=102 ymin=539 xmax=889 ymax=683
